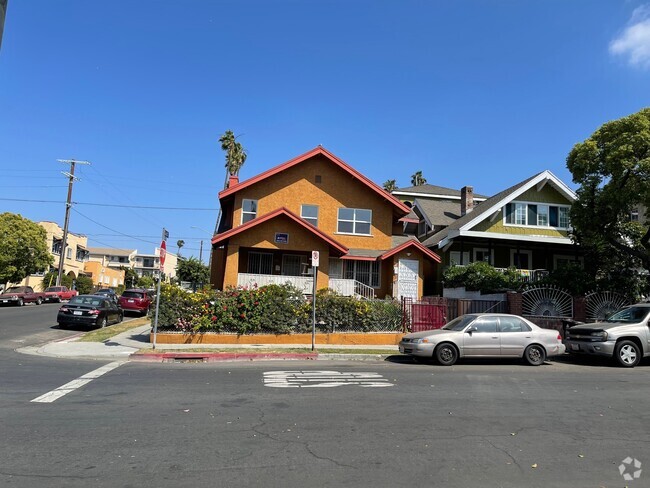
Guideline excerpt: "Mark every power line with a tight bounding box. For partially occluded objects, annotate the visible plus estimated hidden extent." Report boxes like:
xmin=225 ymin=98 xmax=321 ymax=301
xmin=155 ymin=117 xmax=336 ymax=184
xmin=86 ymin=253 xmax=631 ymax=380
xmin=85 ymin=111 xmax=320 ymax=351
xmin=72 ymin=208 xmax=159 ymax=247
xmin=0 ymin=197 xmax=218 ymax=210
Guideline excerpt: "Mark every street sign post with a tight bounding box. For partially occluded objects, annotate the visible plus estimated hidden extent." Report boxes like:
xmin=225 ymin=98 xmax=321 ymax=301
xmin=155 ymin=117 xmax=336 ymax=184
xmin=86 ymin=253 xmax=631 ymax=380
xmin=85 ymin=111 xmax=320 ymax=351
xmin=311 ymin=251 xmax=319 ymax=351
xmin=153 ymin=228 xmax=168 ymax=350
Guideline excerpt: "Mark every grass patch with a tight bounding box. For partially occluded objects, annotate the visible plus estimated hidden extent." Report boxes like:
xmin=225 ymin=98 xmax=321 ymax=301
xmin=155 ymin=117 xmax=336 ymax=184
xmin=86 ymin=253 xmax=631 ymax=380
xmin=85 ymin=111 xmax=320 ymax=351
xmin=135 ymin=347 xmax=396 ymax=355
xmin=79 ymin=317 xmax=151 ymax=343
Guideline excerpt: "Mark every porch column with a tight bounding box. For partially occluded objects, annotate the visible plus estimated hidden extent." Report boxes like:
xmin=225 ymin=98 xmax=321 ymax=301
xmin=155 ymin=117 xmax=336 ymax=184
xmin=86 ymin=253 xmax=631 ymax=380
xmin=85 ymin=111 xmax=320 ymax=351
xmin=224 ymin=245 xmax=240 ymax=288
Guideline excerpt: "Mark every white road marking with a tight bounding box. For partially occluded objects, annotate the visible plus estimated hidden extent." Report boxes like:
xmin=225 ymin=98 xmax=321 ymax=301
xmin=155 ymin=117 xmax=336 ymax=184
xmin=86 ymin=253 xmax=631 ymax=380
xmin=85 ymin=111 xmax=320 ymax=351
xmin=31 ymin=361 xmax=123 ymax=403
xmin=264 ymin=370 xmax=394 ymax=388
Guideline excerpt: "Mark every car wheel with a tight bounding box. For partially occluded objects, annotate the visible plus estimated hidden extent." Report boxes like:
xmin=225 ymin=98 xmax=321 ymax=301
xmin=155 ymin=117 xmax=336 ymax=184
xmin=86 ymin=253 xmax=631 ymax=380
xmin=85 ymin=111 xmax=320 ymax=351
xmin=524 ymin=344 xmax=546 ymax=366
xmin=615 ymin=340 xmax=641 ymax=368
xmin=435 ymin=343 xmax=458 ymax=366
xmin=36 ymin=297 xmax=42 ymax=305
xmin=98 ymin=316 xmax=108 ymax=329
xmin=17 ymin=298 xmax=24 ymax=307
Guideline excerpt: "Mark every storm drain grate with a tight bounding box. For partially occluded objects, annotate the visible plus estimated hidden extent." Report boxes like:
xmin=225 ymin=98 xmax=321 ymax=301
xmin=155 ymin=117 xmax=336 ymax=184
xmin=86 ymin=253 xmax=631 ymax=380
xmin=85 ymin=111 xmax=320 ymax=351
xmin=164 ymin=356 xmax=208 ymax=363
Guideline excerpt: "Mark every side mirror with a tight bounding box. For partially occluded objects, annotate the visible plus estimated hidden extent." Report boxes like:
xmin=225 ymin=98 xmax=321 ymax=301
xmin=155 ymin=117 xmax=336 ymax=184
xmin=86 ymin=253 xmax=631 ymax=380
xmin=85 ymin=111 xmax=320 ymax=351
xmin=466 ymin=326 xmax=477 ymax=334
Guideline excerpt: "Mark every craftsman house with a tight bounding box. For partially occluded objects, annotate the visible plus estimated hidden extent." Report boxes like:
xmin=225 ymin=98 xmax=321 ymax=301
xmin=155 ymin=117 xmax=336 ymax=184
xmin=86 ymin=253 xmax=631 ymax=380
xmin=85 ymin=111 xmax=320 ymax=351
xmin=418 ymin=170 xmax=580 ymax=291
xmin=210 ymin=146 xmax=441 ymax=299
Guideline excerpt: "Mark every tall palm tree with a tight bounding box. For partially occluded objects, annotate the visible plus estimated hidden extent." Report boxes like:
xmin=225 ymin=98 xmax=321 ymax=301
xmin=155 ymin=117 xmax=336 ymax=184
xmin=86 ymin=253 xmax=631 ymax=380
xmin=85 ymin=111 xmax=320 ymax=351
xmin=410 ymin=171 xmax=426 ymax=186
xmin=219 ymin=130 xmax=247 ymax=188
xmin=176 ymin=239 xmax=185 ymax=258
xmin=383 ymin=179 xmax=397 ymax=192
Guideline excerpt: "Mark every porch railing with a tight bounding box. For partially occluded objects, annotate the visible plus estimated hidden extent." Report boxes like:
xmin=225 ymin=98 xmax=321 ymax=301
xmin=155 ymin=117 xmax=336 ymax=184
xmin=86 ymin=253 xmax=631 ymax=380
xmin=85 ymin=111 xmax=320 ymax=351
xmin=237 ymin=273 xmax=313 ymax=294
xmin=449 ymin=265 xmax=549 ymax=282
xmin=328 ymin=278 xmax=375 ymax=300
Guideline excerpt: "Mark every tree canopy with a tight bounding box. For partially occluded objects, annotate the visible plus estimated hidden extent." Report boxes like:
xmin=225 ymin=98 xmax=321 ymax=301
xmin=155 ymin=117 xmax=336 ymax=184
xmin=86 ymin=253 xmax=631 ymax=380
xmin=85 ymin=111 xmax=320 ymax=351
xmin=0 ymin=213 xmax=53 ymax=285
xmin=410 ymin=171 xmax=426 ymax=186
xmin=382 ymin=179 xmax=397 ymax=192
xmin=566 ymin=107 xmax=650 ymax=296
xmin=219 ymin=130 xmax=247 ymax=180
xmin=176 ymin=257 xmax=210 ymax=285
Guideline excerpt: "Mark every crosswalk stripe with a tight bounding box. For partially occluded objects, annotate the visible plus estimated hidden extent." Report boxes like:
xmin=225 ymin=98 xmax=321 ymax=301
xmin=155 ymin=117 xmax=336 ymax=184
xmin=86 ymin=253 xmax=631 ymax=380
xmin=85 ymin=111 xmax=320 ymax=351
xmin=31 ymin=361 xmax=123 ymax=403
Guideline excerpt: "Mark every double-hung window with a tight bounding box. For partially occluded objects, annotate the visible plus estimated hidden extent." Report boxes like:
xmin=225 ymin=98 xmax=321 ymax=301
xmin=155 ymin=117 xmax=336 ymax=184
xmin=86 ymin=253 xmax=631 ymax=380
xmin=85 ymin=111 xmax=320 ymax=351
xmin=337 ymin=208 xmax=372 ymax=235
xmin=241 ymin=199 xmax=258 ymax=224
xmin=505 ymin=202 xmax=570 ymax=229
xmin=301 ymin=204 xmax=318 ymax=227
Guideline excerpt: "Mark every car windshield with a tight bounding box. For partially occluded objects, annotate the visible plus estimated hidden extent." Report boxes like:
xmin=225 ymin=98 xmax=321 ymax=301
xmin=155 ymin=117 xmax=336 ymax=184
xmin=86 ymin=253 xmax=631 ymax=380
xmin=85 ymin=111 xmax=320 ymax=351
xmin=69 ymin=296 xmax=103 ymax=307
xmin=605 ymin=306 xmax=650 ymax=323
xmin=45 ymin=287 xmax=61 ymax=292
xmin=442 ymin=315 xmax=477 ymax=331
xmin=5 ymin=287 xmax=24 ymax=293
xmin=122 ymin=291 xmax=143 ymax=298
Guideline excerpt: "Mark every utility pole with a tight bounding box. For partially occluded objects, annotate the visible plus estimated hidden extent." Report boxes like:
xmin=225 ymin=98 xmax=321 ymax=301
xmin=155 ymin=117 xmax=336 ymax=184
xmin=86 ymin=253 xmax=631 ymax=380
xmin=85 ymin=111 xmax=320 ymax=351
xmin=199 ymin=240 xmax=203 ymax=263
xmin=56 ymin=159 xmax=90 ymax=286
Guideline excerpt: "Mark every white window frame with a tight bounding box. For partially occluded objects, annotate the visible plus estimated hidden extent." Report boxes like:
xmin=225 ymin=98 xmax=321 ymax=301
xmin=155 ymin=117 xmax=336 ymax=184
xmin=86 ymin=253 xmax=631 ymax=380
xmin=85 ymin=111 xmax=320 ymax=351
xmin=504 ymin=201 xmax=571 ymax=230
xmin=300 ymin=204 xmax=319 ymax=227
xmin=449 ymin=251 xmax=470 ymax=266
xmin=336 ymin=208 xmax=373 ymax=236
xmin=510 ymin=249 xmax=532 ymax=270
xmin=66 ymin=248 xmax=72 ymax=259
xmin=241 ymin=199 xmax=258 ymax=224
xmin=472 ymin=248 xmax=494 ymax=264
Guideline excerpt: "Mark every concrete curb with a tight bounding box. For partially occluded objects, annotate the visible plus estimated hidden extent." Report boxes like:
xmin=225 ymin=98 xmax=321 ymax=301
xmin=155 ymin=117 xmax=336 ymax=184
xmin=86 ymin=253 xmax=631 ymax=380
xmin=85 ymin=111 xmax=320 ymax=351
xmin=130 ymin=351 xmax=319 ymax=363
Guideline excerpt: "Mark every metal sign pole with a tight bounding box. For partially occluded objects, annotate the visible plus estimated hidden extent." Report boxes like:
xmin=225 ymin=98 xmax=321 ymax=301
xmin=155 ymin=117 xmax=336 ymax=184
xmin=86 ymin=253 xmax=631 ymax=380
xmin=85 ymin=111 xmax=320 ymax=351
xmin=311 ymin=266 xmax=317 ymax=352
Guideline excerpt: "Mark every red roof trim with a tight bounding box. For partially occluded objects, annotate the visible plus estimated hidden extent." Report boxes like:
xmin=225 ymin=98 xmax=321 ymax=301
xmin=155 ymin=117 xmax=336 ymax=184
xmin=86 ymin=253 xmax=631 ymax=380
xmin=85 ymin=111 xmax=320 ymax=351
xmin=380 ymin=239 xmax=442 ymax=263
xmin=211 ymin=207 xmax=349 ymax=255
xmin=218 ymin=146 xmax=411 ymax=215
xmin=340 ymin=255 xmax=378 ymax=261
xmin=399 ymin=217 xmax=419 ymax=223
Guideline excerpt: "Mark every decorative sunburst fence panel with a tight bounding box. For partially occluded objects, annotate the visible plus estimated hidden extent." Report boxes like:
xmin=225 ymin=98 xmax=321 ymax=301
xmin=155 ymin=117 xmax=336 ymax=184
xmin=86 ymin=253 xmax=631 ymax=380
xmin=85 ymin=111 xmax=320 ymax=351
xmin=521 ymin=286 xmax=573 ymax=318
xmin=584 ymin=291 xmax=630 ymax=322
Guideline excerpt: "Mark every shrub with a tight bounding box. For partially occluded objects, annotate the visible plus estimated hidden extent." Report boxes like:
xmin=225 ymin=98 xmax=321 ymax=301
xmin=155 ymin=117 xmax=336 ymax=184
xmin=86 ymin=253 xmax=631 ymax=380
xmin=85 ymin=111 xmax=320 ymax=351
xmin=443 ymin=261 xmax=522 ymax=293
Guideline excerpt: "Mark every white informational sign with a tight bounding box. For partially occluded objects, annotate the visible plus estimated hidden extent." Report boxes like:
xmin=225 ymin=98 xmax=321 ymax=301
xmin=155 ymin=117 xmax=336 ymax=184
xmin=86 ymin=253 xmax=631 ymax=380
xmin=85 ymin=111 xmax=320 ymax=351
xmin=311 ymin=250 xmax=320 ymax=267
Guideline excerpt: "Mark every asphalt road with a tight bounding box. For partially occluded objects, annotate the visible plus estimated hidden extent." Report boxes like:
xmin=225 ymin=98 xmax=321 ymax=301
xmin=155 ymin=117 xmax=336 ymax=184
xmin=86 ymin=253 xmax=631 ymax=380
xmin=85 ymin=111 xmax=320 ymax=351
xmin=2 ymin=350 xmax=650 ymax=488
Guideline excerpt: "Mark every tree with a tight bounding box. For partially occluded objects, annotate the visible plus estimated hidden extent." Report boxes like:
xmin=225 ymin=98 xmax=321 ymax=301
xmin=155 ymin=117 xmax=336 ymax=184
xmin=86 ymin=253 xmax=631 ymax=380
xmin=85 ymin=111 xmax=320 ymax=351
xmin=0 ymin=213 xmax=53 ymax=286
xmin=176 ymin=239 xmax=185 ymax=258
xmin=219 ymin=130 xmax=247 ymax=188
xmin=121 ymin=266 xmax=139 ymax=289
xmin=42 ymin=271 xmax=73 ymax=291
xmin=137 ymin=275 xmax=155 ymax=289
xmin=383 ymin=179 xmax=397 ymax=192
xmin=566 ymin=108 xmax=650 ymax=291
xmin=410 ymin=171 xmax=426 ymax=186
xmin=74 ymin=274 xmax=94 ymax=295
xmin=176 ymin=257 xmax=210 ymax=286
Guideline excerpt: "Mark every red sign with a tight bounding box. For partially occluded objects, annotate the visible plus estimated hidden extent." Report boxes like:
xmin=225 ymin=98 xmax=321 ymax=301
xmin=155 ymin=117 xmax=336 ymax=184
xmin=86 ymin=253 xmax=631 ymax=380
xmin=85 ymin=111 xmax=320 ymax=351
xmin=159 ymin=241 xmax=167 ymax=269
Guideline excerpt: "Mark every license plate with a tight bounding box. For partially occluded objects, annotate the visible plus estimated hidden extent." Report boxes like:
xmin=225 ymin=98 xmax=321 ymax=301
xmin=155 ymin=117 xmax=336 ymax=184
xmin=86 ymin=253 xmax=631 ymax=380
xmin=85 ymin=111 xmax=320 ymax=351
xmin=2 ymin=300 xmax=7 ymax=303
xmin=128 ymin=299 xmax=134 ymax=303
xmin=571 ymin=343 xmax=579 ymax=351
xmin=73 ymin=311 xmax=82 ymax=316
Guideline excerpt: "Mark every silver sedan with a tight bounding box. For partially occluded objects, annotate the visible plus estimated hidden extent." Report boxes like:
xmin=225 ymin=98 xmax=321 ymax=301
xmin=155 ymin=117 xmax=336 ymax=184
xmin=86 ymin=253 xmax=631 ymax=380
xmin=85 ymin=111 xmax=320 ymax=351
xmin=399 ymin=313 xmax=566 ymax=366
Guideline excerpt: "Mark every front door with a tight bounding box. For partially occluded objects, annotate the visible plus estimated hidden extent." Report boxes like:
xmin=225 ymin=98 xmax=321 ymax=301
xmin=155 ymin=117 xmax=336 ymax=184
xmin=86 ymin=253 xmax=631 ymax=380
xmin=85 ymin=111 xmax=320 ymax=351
xmin=397 ymin=259 xmax=419 ymax=300
xmin=282 ymin=254 xmax=304 ymax=276
xmin=462 ymin=316 xmax=501 ymax=356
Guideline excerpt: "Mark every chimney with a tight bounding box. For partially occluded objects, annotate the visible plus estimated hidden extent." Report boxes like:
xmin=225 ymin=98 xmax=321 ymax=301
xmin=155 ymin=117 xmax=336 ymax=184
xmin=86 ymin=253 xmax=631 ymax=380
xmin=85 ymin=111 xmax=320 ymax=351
xmin=228 ymin=175 xmax=239 ymax=188
xmin=461 ymin=186 xmax=474 ymax=216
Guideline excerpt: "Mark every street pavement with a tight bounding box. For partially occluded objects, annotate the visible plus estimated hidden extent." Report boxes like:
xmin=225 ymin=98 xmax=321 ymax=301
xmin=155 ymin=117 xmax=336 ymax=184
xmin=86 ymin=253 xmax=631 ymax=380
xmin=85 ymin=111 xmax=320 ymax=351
xmin=2 ymin=304 xmax=650 ymax=487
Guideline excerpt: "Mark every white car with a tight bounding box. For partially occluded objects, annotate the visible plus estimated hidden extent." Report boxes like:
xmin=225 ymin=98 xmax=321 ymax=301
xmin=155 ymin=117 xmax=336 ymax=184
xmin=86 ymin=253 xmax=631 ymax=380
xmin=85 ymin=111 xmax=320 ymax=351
xmin=399 ymin=313 xmax=566 ymax=366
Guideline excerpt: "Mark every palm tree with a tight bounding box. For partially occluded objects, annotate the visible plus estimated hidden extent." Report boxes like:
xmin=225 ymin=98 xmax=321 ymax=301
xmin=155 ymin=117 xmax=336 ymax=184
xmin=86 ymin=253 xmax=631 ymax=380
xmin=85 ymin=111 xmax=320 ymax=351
xmin=176 ymin=239 xmax=185 ymax=258
xmin=383 ymin=179 xmax=397 ymax=192
xmin=219 ymin=130 xmax=247 ymax=188
xmin=410 ymin=171 xmax=426 ymax=186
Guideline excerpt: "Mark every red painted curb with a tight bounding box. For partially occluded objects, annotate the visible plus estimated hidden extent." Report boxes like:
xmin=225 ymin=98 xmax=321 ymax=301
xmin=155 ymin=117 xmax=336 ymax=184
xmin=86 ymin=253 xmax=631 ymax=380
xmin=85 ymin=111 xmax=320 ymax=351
xmin=130 ymin=352 xmax=318 ymax=362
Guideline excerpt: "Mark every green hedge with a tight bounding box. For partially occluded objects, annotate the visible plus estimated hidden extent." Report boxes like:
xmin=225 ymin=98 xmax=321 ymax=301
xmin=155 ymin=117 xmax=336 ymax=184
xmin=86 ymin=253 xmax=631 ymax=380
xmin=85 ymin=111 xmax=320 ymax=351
xmin=156 ymin=284 xmax=401 ymax=334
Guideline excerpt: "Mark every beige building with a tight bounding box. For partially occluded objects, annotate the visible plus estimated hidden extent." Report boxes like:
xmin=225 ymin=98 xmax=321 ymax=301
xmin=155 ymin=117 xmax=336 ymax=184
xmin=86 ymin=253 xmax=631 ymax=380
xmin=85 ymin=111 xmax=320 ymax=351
xmin=84 ymin=261 xmax=126 ymax=289
xmin=88 ymin=246 xmax=177 ymax=284
xmin=133 ymin=247 xmax=178 ymax=281
xmin=19 ymin=221 xmax=90 ymax=289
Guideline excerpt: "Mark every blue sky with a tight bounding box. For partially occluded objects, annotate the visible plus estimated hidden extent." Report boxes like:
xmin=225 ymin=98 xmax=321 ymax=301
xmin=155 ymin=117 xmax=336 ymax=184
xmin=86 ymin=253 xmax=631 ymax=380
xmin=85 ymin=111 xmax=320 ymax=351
xmin=1 ymin=1 xmax=649 ymax=261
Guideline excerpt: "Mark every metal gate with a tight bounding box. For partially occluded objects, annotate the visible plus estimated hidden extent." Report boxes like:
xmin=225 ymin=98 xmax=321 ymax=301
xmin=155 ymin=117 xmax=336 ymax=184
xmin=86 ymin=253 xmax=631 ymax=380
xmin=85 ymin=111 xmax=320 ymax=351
xmin=402 ymin=297 xmax=447 ymax=332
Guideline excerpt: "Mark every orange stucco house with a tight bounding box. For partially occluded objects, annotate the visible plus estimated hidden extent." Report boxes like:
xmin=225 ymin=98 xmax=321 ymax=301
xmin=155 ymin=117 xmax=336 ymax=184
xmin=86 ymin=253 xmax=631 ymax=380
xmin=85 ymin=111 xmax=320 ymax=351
xmin=210 ymin=146 xmax=440 ymax=300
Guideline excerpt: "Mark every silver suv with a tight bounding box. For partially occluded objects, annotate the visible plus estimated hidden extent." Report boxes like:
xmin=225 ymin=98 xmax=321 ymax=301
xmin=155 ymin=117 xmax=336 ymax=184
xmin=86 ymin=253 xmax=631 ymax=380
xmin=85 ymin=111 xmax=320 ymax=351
xmin=565 ymin=303 xmax=650 ymax=367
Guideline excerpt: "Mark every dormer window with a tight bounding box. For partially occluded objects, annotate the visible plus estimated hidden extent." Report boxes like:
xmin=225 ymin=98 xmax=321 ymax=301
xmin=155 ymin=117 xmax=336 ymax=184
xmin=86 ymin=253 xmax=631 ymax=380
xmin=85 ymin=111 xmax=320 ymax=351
xmin=505 ymin=202 xmax=570 ymax=229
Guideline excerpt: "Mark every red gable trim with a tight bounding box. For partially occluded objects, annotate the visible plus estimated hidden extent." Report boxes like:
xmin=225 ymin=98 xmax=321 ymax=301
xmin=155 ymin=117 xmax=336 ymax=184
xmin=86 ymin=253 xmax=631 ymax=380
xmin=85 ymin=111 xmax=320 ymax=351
xmin=340 ymin=255 xmax=378 ymax=261
xmin=219 ymin=146 xmax=411 ymax=215
xmin=380 ymin=239 xmax=441 ymax=263
xmin=211 ymin=207 xmax=349 ymax=255
xmin=399 ymin=217 xmax=419 ymax=223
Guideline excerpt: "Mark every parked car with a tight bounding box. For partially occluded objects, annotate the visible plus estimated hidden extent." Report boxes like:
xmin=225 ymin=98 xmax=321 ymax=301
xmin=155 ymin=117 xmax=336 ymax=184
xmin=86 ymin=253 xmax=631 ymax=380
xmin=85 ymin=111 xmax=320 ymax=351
xmin=43 ymin=286 xmax=78 ymax=303
xmin=564 ymin=303 xmax=650 ymax=368
xmin=57 ymin=295 xmax=123 ymax=329
xmin=399 ymin=313 xmax=566 ymax=366
xmin=0 ymin=286 xmax=46 ymax=306
xmin=95 ymin=288 xmax=118 ymax=302
xmin=118 ymin=288 xmax=152 ymax=316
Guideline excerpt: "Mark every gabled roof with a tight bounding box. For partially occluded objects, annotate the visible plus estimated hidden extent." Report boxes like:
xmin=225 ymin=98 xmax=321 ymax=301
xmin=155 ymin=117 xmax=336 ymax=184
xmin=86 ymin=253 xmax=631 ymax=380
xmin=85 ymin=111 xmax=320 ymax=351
xmin=413 ymin=198 xmax=462 ymax=227
xmin=393 ymin=184 xmax=488 ymax=200
xmin=218 ymin=146 xmax=411 ymax=215
xmin=211 ymin=207 xmax=349 ymax=255
xmin=422 ymin=170 xmax=577 ymax=248
xmin=380 ymin=238 xmax=441 ymax=263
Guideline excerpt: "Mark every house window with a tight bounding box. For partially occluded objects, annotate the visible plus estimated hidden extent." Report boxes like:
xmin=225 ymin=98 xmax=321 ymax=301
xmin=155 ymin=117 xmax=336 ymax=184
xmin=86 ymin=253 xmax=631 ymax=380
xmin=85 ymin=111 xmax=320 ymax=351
xmin=450 ymin=251 xmax=469 ymax=266
xmin=473 ymin=248 xmax=492 ymax=264
xmin=505 ymin=202 xmax=570 ymax=229
xmin=241 ymin=199 xmax=258 ymax=224
xmin=52 ymin=239 xmax=62 ymax=255
xmin=337 ymin=208 xmax=372 ymax=235
xmin=418 ymin=221 xmax=431 ymax=237
xmin=248 ymin=252 xmax=273 ymax=275
xmin=554 ymin=255 xmax=583 ymax=269
xmin=66 ymin=248 xmax=72 ymax=259
xmin=282 ymin=254 xmax=305 ymax=276
xmin=510 ymin=249 xmax=532 ymax=269
xmin=631 ymin=209 xmax=639 ymax=222
xmin=343 ymin=260 xmax=380 ymax=288
xmin=301 ymin=205 xmax=319 ymax=227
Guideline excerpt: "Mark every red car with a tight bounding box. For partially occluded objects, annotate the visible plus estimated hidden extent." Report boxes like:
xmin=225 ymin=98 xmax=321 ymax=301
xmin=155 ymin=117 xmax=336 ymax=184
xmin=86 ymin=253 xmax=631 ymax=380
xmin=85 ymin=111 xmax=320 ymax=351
xmin=118 ymin=289 xmax=152 ymax=315
xmin=44 ymin=286 xmax=78 ymax=303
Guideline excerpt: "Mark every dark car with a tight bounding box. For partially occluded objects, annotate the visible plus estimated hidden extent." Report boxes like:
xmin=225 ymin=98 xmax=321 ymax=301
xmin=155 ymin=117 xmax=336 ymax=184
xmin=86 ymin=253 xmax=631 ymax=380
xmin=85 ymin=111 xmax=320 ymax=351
xmin=118 ymin=288 xmax=152 ymax=316
xmin=57 ymin=295 xmax=123 ymax=329
xmin=95 ymin=288 xmax=118 ymax=302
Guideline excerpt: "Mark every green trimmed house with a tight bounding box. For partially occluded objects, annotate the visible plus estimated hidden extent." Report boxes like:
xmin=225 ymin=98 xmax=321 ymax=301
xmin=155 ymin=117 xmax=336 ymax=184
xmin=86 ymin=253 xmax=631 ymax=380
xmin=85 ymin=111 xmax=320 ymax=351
xmin=395 ymin=171 xmax=580 ymax=294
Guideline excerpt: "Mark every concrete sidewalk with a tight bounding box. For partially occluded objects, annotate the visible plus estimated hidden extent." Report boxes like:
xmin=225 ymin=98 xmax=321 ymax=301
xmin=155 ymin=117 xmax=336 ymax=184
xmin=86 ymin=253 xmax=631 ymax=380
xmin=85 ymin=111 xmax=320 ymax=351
xmin=18 ymin=324 xmax=401 ymax=362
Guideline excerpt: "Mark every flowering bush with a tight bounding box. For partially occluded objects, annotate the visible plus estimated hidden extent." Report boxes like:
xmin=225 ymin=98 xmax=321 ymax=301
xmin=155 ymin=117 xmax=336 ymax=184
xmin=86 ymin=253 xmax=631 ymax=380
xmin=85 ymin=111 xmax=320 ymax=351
xmin=155 ymin=283 xmax=401 ymax=334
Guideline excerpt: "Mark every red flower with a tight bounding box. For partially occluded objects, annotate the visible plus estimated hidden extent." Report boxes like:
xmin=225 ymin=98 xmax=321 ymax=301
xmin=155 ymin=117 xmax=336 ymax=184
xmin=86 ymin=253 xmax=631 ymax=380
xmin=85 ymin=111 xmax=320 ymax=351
xmin=211 ymin=316 xmax=217 ymax=322
xmin=240 ymin=313 xmax=245 ymax=318
xmin=254 ymin=301 xmax=259 ymax=305
xmin=222 ymin=306 xmax=227 ymax=311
